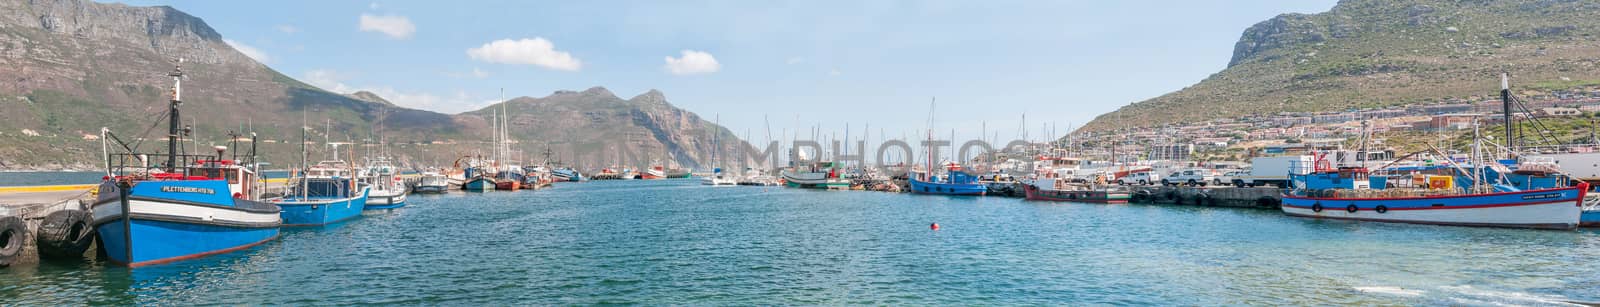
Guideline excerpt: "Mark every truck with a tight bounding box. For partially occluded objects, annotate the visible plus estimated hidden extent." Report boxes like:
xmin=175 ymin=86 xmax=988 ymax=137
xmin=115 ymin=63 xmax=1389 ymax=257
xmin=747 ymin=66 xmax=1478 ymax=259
xmin=1230 ymin=155 xmax=1314 ymax=188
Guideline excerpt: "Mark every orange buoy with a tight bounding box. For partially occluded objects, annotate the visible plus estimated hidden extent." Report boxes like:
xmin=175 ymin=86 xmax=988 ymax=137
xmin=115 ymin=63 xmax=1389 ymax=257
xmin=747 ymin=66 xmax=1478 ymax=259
xmin=930 ymin=223 xmax=940 ymax=230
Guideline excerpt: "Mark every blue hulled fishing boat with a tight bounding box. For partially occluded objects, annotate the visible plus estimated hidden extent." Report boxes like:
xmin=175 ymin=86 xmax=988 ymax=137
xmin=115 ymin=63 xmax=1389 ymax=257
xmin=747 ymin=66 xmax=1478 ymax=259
xmin=273 ymin=160 xmax=368 ymax=226
xmin=552 ymin=167 xmax=583 ymax=182
xmin=909 ymin=163 xmax=987 ymax=196
xmin=463 ymin=165 xmax=496 ymax=192
xmin=92 ymin=64 xmax=281 ymax=267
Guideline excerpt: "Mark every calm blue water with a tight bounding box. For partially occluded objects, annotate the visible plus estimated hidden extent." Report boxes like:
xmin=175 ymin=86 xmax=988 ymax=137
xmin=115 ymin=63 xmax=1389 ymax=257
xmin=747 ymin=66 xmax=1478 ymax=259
xmin=4 ymin=179 xmax=1600 ymax=305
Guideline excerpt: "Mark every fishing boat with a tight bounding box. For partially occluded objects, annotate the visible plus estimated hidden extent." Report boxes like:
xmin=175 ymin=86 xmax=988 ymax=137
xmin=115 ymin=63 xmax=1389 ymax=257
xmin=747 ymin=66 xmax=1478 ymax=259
xmin=640 ymin=165 xmax=667 ymax=180
xmin=1281 ymin=167 xmax=1586 ymax=229
xmin=92 ymin=64 xmax=281 ymax=267
xmin=666 ymin=168 xmax=692 ymax=179
xmin=1022 ymin=178 xmax=1130 ymax=203
xmin=414 ymin=172 xmax=450 ymax=194
xmin=552 ymin=167 xmax=584 ymax=182
xmin=1283 ymin=77 xmax=1589 ymax=230
xmin=702 ymin=168 xmax=737 ymax=186
xmin=909 ymin=163 xmax=988 ymax=196
xmin=781 ymin=161 xmax=850 ymax=190
xmin=905 ymin=98 xmax=985 ymax=195
xmin=463 ymin=165 xmax=497 ymax=192
xmin=494 ymin=164 xmax=525 ymax=191
xmin=737 ymin=168 xmax=781 ymax=186
xmin=274 ymin=160 xmax=368 ymax=226
xmin=591 ymin=167 xmax=624 ymax=180
xmin=360 ymin=157 xmax=409 ymax=209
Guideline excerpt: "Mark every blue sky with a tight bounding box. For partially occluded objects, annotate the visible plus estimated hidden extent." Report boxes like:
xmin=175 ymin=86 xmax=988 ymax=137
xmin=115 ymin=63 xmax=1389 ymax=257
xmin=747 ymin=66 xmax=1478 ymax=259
xmin=123 ymin=0 xmax=1337 ymax=143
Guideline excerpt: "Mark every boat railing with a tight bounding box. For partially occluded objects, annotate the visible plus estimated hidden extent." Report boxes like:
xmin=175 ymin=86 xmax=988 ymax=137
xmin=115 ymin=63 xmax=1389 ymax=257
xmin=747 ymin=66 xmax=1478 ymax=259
xmin=104 ymin=153 xmax=230 ymax=181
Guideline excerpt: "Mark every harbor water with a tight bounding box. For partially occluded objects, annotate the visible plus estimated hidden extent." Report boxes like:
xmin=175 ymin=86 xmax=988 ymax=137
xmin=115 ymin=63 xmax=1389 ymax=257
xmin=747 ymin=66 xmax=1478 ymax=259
xmin=3 ymin=179 xmax=1600 ymax=304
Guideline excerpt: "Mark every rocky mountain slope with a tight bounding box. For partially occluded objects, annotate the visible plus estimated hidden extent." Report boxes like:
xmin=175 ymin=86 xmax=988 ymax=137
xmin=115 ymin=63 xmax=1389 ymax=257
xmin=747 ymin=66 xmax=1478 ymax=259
xmin=0 ymin=0 xmax=747 ymax=171
xmin=1080 ymin=0 xmax=1600 ymax=132
xmin=461 ymin=87 xmax=747 ymax=171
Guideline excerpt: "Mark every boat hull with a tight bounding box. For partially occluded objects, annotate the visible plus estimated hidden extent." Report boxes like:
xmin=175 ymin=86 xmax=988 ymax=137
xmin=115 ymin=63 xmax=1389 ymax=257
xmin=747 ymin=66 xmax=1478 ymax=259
xmin=413 ymin=185 xmax=449 ymax=194
xmin=780 ymin=171 xmax=848 ymax=190
xmin=909 ymin=178 xmax=987 ymax=196
xmin=495 ymin=180 xmax=521 ymax=191
xmin=1280 ymin=185 xmax=1586 ymax=230
xmin=364 ymin=189 xmax=408 ymax=210
xmin=91 ymin=181 xmax=281 ymax=267
xmin=276 ymin=190 xmax=368 ymax=226
xmin=1021 ymin=184 xmax=1129 ymax=203
xmin=463 ymin=177 xmax=496 ymax=191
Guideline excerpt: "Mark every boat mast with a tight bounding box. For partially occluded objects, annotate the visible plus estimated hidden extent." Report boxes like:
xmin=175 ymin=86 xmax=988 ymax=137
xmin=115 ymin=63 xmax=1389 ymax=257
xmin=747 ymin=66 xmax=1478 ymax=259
xmin=1500 ymin=73 xmax=1514 ymax=158
xmin=166 ymin=60 xmax=184 ymax=172
xmin=925 ymin=97 xmax=936 ymax=181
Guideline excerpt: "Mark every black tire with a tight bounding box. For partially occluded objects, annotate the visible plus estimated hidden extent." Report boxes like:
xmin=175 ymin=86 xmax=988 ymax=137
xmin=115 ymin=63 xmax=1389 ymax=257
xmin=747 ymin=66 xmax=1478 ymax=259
xmin=0 ymin=215 xmax=26 ymax=267
xmin=1234 ymin=181 xmax=1246 ymax=188
xmin=37 ymin=210 xmax=95 ymax=259
xmin=1139 ymin=180 xmax=1148 ymax=185
xmin=1256 ymin=197 xmax=1280 ymax=208
xmin=1375 ymin=205 xmax=1388 ymax=214
xmin=1346 ymin=204 xmax=1359 ymax=213
xmin=1311 ymin=203 xmax=1324 ymax=212
xmin=1187 ymin=180 xmax=1199 ymax=187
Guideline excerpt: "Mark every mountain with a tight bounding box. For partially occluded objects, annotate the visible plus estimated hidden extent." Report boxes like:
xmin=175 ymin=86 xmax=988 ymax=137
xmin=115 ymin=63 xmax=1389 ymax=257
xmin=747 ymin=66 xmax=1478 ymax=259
xmin=463 ymin=87 xmax=751 ymax=171
xmin=345 ymin=91 xmax=393 ymax=106
xmin=0 ymin=0 xmax=748 ymax=171
xmin=1079 ymin=0 xmax=1600 ymax=133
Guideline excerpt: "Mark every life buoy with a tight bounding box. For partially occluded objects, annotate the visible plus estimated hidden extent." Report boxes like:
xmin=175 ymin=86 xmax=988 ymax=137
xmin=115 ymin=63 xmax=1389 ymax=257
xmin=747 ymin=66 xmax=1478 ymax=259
xmin=1375 ymin=205 xmax=1388 ymax=214
xmin=0 ymin=215 xmax=26 ymax=267
xmin=35 ymin=210 xmax=94 ymax=259
xmin=1346 ymin=204 xmax=1359 ymax=213
xmin=1312 ymin=203 xmax=1324 ymax=212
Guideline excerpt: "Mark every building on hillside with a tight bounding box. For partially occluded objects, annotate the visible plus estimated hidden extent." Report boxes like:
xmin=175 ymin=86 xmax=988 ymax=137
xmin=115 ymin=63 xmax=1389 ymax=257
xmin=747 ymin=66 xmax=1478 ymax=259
xmin=1360 ymin=109 xmax=1407 ymax=119
xmin=1271 ymin=116 xmax=1313 ymax=127
xmin=1313 ymin=113 xmax=1358 ymax=124
xmin=1146 ymin=144 xmax=1193 ymax=161
xmin=1541 ymin=107 xmax=1581 ymax=117
xmin=1416 ymin=103 xmax=1475 ymax=115
xmin=1428 ymin=113 xmax=1480 ymax=131
xmin=1191 ymin=137 xmax=1230 ymax=148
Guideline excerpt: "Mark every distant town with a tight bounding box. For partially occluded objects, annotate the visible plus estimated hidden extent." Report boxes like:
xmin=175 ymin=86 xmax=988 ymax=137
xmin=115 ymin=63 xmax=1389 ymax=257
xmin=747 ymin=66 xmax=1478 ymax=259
xmin=1067 ymin=86 xmax=1600 ymax=162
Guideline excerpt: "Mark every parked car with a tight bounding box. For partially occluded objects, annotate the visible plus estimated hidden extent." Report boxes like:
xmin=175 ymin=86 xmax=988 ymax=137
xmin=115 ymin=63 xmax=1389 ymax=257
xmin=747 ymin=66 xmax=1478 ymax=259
xmin=1117 ymin=172 xmax=1160 ymax=185
xmin=1216 ymin=170 xmax=1248 ymax=186
xmin=1161 ymin=168 xmax=1216 ymax=186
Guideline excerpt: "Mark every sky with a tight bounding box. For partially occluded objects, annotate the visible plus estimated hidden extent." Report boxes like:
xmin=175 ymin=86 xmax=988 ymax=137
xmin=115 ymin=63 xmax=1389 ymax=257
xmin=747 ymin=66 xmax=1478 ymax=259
xmin=122 ymin=0 xmax=1338 ymax=144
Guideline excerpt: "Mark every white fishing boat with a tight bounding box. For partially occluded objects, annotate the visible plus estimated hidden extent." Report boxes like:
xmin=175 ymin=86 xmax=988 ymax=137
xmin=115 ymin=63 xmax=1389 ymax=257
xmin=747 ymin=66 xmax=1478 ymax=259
xmin=359 ymin=157 xmax=408 ymax=209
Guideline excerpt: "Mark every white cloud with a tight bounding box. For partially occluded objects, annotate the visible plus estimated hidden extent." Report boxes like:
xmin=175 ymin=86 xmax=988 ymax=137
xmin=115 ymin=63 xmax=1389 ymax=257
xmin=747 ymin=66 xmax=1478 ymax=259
xmin=359 ymin=14 xmax=415 ymax=39
xmin=301 ymin=69 xmax=486 ymax=113
xmin=369 ymin=2 xmax=380 ymax=10
xmin=445 ymin=67 xmax=490 ymax=79
xmin=466 ymin=38 xmax=582 ymax=71
xmin=303 ymin=69 xmax=353 ymax=93
xmin=276 ymin=25 xmax=299 ymax=34
xmin=224 ymin=39 xmax=270 ymax=64
xmin=829 ymin=69 xmax=841 ymax=76
xmin=663 ymin=50 xmax=721 ymax=75
xmin=786 ymin=57 xmax=804 ymax=65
